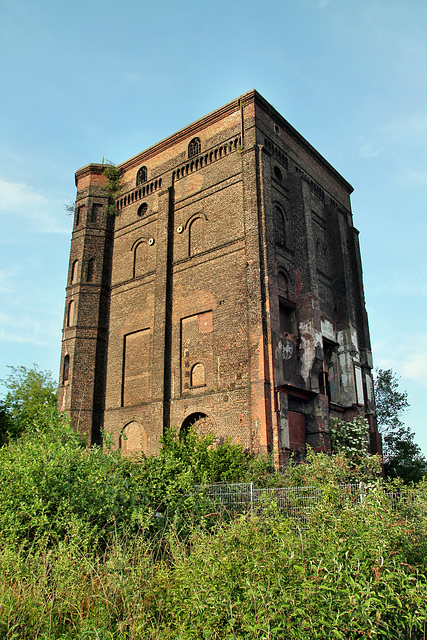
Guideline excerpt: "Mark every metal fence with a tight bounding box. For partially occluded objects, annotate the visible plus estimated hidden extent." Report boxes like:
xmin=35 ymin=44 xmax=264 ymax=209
xmin=195 ymin=481 xmax=368 ymax=519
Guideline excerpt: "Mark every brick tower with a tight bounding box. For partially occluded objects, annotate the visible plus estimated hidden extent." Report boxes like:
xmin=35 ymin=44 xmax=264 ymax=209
xmin=58 ymin=90 xmax=381 ymax=465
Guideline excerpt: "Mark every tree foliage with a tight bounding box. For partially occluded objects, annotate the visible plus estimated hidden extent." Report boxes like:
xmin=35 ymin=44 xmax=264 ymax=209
xmin=374 ymin=368 xmax=427 ymax=483
xmin=0 ymin=364 xmax=57 ymax=445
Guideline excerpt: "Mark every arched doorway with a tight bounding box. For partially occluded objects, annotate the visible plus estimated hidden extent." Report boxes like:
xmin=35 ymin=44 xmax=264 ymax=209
xmin=180 ymin=412 xmax=213 ymax=438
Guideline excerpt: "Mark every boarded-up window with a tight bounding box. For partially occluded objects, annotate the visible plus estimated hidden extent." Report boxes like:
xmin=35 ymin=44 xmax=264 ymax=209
xmin=67 ymin=300 xmax=75 ymax=327
xmin=91 ymin=203 xmax=102 ymax=223
xmin=122 ymin=329 xmax=151 ymax=406
xmin=119 ymin=421 xmax=147 ymax=457
xmin=288 ymin=411 xmax=305 ymax=449
xmin=133 ymin=241 xmax=147 ymax=278
xmin=188 ymin=217 xmax=204 ymax=256
xmin=71 ymin=260 xmax=79 ymax=284
xmin=191 ymin=363 xmax=205 ymax=387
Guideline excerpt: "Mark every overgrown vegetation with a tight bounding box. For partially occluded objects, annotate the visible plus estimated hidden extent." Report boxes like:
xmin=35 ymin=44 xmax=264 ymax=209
xmin=1 ymin=366 xmax=426 ymax=638
xmin=102 ymin=162 xmax=122 ymax=215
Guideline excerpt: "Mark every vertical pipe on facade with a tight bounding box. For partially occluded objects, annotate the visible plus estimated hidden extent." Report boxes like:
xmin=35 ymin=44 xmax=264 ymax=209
xmin=255 ymin=143 xmax=280 ymax=464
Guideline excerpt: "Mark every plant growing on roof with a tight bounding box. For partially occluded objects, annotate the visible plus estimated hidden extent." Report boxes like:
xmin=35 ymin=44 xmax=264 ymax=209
xmin=102 ymin=161 xmax=122 ymax=215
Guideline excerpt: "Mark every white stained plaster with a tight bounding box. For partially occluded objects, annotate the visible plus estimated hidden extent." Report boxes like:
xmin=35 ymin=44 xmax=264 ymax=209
xmin=337 ymin=326 xmax=360 ymax=360
xmin=299 ymin=320 xmax=316 ymax=385
xmin=354 ymin=365 xmax=364 ymax=405
xmin=321 ymin=318 xmax=336 ymax=342
xmin=276 ymin=340 xmax=293 ymax=361
xmin=365 ymin=372 xmax=374 ymax=402
xmin=280 ymin=416 xmax=290 ymax=448
xmin=338 ymin=349 xmax=357 ymax=405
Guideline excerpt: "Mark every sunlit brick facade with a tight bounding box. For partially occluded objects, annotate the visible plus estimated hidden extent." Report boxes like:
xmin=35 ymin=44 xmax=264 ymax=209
xmin=58 ymin=90 xmax=381 ymax=467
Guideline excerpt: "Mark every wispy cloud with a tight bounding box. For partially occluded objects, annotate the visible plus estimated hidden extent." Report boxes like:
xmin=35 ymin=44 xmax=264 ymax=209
xmin=359 ymin=143 xmax=385 ymax=158
xmin=0 ymin=179 xmax=71 ymax=234
xmin=0 ymin=311 xmax=57 ymax=347
xmin=368 ymin=265 xmax=427 ymax=298
xmin=373 ymin=333 xmax=427 ymax=389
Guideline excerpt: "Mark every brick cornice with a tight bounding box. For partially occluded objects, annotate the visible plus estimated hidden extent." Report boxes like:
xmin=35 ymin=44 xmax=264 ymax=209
xmin=251 ymin=91 xmax=353 ymax=194
xmin=74 ymin=163 xmax=106 ymax=187
xmin=117 ymin=94 xmax=250 ymax=173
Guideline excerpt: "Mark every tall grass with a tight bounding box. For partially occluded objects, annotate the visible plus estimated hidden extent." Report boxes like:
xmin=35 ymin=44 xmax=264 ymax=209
xmin=1 ymin=419 xmax=426 ymax=638
xmin=1 ymin=485 xmax=427 ymax=639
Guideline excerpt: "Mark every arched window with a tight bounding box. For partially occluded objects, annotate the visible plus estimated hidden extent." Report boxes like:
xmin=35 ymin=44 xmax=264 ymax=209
xmin=87 ymin=258 xmax=95 ymax=282
xmin=67 ymin=300 xmax=75 ymax=327
xmin=71 ymin=260 xmax=79 ymax=284
xmin=273 ymin=205 xmax=287 ymax=246
xmin=188 ymin=137 xmax=201 ymax=158
xmin=191 ymin=363 xmax=205 ymax=388
xmin=136 ymin=166 xmax=147 ymax=185
xmin=63 ymin=354 xmax=70 ymax=384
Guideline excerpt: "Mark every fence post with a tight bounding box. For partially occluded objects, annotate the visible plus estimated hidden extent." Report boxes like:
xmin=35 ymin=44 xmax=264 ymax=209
xmin=250 ymin=482 xmax=254 ymax=513
xmin=359 ymin=482 xmax=364 ymax=505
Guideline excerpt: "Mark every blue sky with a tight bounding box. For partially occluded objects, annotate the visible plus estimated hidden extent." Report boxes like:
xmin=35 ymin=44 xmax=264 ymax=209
xmin=1 ymin=0 xmax=426 ymax=453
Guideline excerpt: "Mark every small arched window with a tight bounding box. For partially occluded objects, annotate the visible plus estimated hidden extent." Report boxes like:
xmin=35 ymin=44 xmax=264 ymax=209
xmin=71 ymin=259 xmax=79 ymax=284
xmin=188 ymin=137 xmax=201 ymax=158
xmin=273 ymin=205 xmax=287 ymax=246
xmin=136 ymin=166 xmax=147 ymax=185
xmin=63 ymin=354 xmax=70 ymax=384
xmin=67 ymin=300 xmax=75 ymax=327
xmin=87 ymin=258 xmax=95 ymax=282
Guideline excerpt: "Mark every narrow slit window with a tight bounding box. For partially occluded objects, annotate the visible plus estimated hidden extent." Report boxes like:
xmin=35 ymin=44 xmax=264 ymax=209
xmin=63 ymin=355 xmax=70 ymax=384
xmin=87 ymin=258 xmax=95 ymax=282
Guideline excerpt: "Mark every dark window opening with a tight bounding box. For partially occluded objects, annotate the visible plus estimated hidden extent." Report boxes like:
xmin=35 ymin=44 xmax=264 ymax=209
xmin=273 ymin=166 xmax=283 ymax=182
xmin=319 ymin=362 xmax=331 ymax=400
xmin=91 ymin=203 xmax=101 ymax=223
xmin=273 ymin=205 xmax=287 ymax=246
xmin=279 ymin=298 xmax=297 ymax=335
xmin=87 ymin=258 xmax=95 ymax=282
xmin=188 ymin=137 xmax=201 ymax=158
xmin=137 ymin=202 xmax=148 ymax=217
xmin=76 ymin=205 xmax=84 ymax=226
xmin=63 ymin=355 xmax=70 ymax=384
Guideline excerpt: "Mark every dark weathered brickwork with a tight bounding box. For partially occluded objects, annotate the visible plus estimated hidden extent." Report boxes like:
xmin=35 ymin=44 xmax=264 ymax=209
xmin=58 ymin=90 xmax=381 ymax=466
